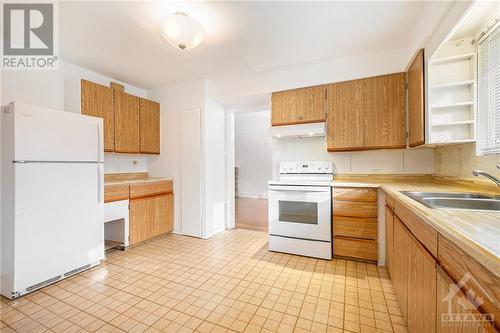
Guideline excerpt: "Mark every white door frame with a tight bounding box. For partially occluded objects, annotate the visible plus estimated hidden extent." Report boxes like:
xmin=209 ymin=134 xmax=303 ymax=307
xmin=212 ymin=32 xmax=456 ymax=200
xmin=224 ymin=103 xmax=271 ymax=230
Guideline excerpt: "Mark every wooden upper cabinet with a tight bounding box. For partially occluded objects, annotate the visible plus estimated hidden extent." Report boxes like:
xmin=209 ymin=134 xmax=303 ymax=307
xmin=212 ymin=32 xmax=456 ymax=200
xmin=363 ymin=73 xmax=406 ymax=149
xmin=139 ymin=98 xmax=160 ymax=154
xmin=407 ymin=49 xmax=425 ymax=147
xmin=327 ymin=73 xmax=405 ymax=151
xmin=327 ymin=80 xmax=364 ymax=150
xmin=114 ymin=91 xmax=139 ymax=153
xmin=80 ymin=80 xmax=114 ymax=152
xmin=271 ymin=85 xmax=326 ymax=126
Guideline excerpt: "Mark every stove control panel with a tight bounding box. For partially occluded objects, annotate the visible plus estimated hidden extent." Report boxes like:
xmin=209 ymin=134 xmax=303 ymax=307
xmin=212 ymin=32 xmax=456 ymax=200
xmin=279 ymin=161 xmax=333 ymax=174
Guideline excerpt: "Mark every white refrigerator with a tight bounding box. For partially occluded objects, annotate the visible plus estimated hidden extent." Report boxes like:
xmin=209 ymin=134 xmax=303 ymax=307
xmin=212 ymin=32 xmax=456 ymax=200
xmin=1 ymin=102 xmax=104 ymax=299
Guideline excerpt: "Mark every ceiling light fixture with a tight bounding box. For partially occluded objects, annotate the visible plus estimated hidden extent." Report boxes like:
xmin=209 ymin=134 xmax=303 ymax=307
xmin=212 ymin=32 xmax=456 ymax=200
xmin=160 ymin=12 xmax=205 ymax=50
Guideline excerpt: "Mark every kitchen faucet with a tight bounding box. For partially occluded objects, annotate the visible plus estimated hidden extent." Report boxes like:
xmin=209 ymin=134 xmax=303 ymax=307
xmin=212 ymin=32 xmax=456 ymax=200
xmin=472 ymin=165 xmax=500 ymax=186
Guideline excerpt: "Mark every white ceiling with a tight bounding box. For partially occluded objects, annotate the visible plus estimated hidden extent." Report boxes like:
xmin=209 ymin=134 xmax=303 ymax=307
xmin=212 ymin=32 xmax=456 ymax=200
xmin=61 ymin=1 xmax=442 ymax=90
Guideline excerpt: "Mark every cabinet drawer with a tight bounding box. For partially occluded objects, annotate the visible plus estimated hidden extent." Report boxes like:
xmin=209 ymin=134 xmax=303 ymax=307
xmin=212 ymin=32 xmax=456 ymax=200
xmin=104 ymin=183 xmax=129 ymax=203
xmin=333 ymin=187 xmax=377 ymax=203
xmin=130 ymin=180 xmax=173 ymax=199
xmin=333 ymin=216 xmax=377 ymax=239
xmin=333 ymin=237 xmax=378 ymax=261
xmin=334 ymin=200 xmax=378 ymax=218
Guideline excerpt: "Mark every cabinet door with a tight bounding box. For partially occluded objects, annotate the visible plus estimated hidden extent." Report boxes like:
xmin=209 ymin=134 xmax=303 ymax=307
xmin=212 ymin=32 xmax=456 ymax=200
xmin=393 ymin=216 xmax=410 ymax=319
xmin=157 ymin=193 xmax=173 ymax=235
xmin=408 ymin=49 xmax=425 ymax=147
xmin=407 ymin=232 xmax=437 ymax=333
xmin=385 ymin=205 xmax=394 ymax=278
xmin=81 ymin=80 xmax=114 ymax=152
xmin=271 ymin=85 xmax=326 ymax=126
xmin=363 ymin=74 xmax=406 ymax=149
xmin=327 ymin=80 xmax=364 ymax=151
xmin=436 ymin=267 xmax=490 ymax=333
xmin=139 ymin=98 xmax=160 ymax=154
xmin=129 ymin=194 xmax=172 ymax=245
xmin=114 ymin=91 xmax=139 ymax=153
xmin=129 ymin=196 xmax=151 ymax=245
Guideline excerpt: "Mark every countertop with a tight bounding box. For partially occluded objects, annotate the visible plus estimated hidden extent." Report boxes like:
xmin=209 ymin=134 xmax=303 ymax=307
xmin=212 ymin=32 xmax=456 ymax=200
xmin=332 ymin=179 xmax=500 ymax=278
xmin=104 ymin=177 xmax=173 ymax=186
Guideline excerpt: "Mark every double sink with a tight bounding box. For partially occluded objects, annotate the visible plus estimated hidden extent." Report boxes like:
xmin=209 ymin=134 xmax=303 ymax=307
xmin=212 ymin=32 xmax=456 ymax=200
xmin=402 ymin=191 xmax=500 ymax=212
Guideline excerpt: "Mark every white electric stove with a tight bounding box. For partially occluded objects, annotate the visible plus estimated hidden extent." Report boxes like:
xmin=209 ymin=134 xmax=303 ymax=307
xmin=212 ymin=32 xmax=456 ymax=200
xmin=268 ymin=161 xmax=333 ymax=259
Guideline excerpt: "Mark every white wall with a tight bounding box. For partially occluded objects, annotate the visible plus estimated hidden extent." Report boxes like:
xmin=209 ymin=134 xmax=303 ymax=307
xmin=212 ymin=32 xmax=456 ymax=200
xmin=1 ymin=60 xmax=149 ymax=173
xmin=235 ymin=111 xmax=273 ymax=198
xmin=272 ymin=138 xmax=435 ymax=177
xmin=104 ymin=155 xmax=148 ymax=174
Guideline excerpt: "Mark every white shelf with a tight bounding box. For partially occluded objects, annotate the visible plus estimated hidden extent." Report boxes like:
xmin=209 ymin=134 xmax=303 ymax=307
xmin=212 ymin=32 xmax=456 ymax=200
xmin=432 ymin=80 xmax=474 ymax=90
xmin=431 ymin=101 xmax=475 ymax=109
xmin=430 ymin=139 xmax=476 ymax=145
xmin=430 ymin=53 xmax=474 ymax=65
xmin=432 ymin=120 xmax=474 ymax=127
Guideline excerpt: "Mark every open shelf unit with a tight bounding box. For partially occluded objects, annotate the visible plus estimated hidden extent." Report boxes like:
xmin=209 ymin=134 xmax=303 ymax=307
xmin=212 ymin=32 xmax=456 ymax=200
xmin=427 ymin=38 xmax=476 ymax=144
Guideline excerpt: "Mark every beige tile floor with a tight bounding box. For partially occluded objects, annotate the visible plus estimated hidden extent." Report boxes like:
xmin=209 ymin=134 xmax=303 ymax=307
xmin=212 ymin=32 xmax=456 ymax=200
xmin=0 ymin=229 xmax=408 ymax=333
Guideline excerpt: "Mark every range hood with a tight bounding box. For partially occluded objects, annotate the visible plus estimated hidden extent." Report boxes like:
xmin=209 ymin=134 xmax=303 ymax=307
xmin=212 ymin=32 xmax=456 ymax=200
xmin=268 ymin=122 xmax=326 ymax=139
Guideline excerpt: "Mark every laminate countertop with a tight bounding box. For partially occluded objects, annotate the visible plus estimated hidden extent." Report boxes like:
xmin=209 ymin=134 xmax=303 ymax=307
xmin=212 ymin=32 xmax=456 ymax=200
xmin=332 ymin=180 xmax=500 ymax=278
xmin=104 ymin=177 xmax=173 ymax=185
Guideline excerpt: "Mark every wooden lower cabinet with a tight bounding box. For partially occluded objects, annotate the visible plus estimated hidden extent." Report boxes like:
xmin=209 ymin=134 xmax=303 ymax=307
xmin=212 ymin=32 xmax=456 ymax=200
xmin=437 ymin=267 xmax=491 ymax=333
xmin=333 ymin=237 xmax=378 ymax=261
xmin=389 ymin=196 xmax=497 ymax=333
xmin=393 ymin=215 xmax=437 ymax=332
xmin=393 ymin=216 xmax=410 ymax=318
xmin=129 ymin=193 xmax=173 ymax=245
xmin=333 ymin=187 xmax=378 ymax=261
xmin=407 ymin=231 xmax=437 ymax=333
xmin=385 ymin=205 xmax=394 ymax=278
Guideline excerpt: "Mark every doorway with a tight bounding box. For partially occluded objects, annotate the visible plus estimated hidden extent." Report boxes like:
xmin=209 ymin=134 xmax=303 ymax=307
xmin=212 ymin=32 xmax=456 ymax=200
xmin=232 ymin=110 xmax=273 ymax=232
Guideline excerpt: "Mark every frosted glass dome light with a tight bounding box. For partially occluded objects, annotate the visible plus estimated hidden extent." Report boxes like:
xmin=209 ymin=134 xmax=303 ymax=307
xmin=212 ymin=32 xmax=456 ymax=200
xmin=160 ymin=12 xmax=206 ymax=50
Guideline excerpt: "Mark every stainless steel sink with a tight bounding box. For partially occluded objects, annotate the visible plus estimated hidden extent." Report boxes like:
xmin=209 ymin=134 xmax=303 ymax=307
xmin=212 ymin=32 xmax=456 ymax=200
xmin=402 ymin=191 xmax=494 ymax=199
xmin=423 ymin=198 xmax=500 ymax=211
xmin=401 ymin=191 xmax=500 ymax=212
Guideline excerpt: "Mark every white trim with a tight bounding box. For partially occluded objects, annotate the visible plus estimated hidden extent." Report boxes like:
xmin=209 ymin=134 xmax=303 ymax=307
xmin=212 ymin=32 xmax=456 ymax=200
xmin=225 ymin=112 xmax=236 ymax=230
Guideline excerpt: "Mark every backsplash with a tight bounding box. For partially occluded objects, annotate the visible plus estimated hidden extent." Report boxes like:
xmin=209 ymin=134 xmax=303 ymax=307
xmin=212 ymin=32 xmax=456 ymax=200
xmin=272 ymin=137 xmax=435 ymax=177
xmin=434 ymin=143 xmax=500 ymax=179
xmin=104 ymin=154 xmax=148 ymax=174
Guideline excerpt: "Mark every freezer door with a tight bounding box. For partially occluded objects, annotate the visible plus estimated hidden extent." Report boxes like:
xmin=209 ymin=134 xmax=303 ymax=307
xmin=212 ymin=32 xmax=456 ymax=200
xmin=11 ymin=102 xmax=103 ymax=162
xmin=13 ymin=162 xmax=104 ymax=292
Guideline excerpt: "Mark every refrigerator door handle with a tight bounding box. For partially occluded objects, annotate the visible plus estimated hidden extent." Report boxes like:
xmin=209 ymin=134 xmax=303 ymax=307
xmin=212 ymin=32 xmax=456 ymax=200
xmin=97 ymin=164 xmax=103 ymax=203
xmin=97 ymin=122 xmax=103 ymax=162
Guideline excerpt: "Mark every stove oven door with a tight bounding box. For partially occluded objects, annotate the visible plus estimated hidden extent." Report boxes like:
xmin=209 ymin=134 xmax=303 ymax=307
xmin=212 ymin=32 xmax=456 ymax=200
xmin=268 ymin=185 xmax=331 ymax=242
